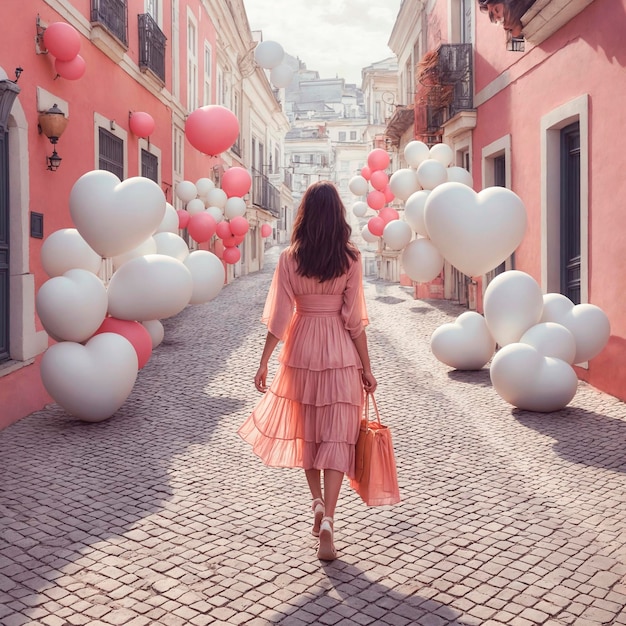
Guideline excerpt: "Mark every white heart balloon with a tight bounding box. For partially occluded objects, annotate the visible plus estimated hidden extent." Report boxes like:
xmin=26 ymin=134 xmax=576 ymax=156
xmin=519 ymin=322 xmax=576 ymax=364
xmin=153 ymin=232 xmax=190 ymax=262
xmin=41 ymin=333 xmax=138 ymax=422
xmin=424 ymin=182 xmax=527 ymax=277
xmin=400 ymin=238 xmax=444 ymax=283
xmin=107 ymin=254 xmax=193 ymax=321
xmin=490 ymin=343 xmax=578 ymax=412
xmin=41 ymin=229 xmax=102 ymax=278
xmin=184 ymin=250 xmax=225 ymax=304
xmin=205 ymin=187 xmax=227 ymax=209
xmin=483 ymin=271 xmax=543 ymax=346
xmin=112 ymin=237 xmax=158 ymax=271
xmin=36 ymin=269 xmax=108 ymax=343
xmin=431 ymin=311 xmax=495 ymax=370
xmin=195 ymin=177 xmax=215 ymax=198
xmin=69 ymin=171 xmax=166 ymax=258
xmin=540 ymin=293 xmax=610 ymax=364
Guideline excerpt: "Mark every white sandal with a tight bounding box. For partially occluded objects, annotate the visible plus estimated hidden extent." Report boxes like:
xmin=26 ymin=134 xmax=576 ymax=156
xmin=311 ymin=498 xmax=325 ymax=537
xmin=317 ymin=516 xmax=337 ymax=561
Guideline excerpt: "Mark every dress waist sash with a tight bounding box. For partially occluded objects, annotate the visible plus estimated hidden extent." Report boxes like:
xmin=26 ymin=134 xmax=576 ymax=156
xmin=295 ymin=294 xmax=343 ymax=317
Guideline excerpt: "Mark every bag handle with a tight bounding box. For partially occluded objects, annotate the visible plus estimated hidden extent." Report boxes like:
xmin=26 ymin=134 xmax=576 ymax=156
xmin=365 ymin=392 xmax=382 ymax=425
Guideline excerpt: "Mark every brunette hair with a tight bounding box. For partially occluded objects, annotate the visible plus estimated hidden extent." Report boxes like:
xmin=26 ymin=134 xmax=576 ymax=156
xmin=290 ymin=181 xmax=359 ymax=282
xmin=478 ymin=0 xmax=534 ymax=35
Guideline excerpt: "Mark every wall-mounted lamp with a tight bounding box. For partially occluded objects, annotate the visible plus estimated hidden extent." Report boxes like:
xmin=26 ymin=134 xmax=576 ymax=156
xmin=38 ymin=103 xmax=68 ymax=171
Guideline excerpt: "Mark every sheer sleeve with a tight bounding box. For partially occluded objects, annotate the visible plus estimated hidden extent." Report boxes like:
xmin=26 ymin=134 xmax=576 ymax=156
xmin=342 ymin=253 xmax=369 ymax=339
xmin=261 ymin=252 xmax=295 ymax=340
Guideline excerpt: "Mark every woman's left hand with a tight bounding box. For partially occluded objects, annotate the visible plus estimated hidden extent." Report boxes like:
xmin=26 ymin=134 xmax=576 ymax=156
xmin=254 ymin=364 xmax=268 ymax=393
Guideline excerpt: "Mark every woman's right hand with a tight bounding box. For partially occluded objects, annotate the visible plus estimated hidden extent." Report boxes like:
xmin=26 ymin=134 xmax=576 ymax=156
xmin=361 ymin=371 xmax=377 ymax=394
xmin=254 ymin=364 xmax=268 ymax=393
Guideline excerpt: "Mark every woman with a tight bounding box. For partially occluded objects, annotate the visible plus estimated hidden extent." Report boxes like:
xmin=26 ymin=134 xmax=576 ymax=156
xmin=238 ymin=181 xmax=376 ymax=561
xmin=478 ymin=0 xmax=535 ymax=37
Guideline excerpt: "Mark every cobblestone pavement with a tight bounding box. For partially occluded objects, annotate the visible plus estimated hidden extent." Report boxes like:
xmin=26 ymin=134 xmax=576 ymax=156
xmin=2 ymin=245 xmax=626 ymax=626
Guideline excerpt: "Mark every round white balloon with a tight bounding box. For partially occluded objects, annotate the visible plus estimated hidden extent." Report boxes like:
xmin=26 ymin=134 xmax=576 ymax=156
xmin=36 ymin=269 xmax=108 ymax=343
xmin=431 ymin=311 xmax=495 ymax=370
xmin=352 ymin=201 xmax=368 ymax=218
xmin=361 ymin=225 xmax=379 ymax=244
xmin=206 ymin=206 xmax=224 ymax=223
xmin=400 ymin=238 xmax=444 ymax=283
xmin=520 ymin=322 xmax=577 ymax=363
xmin=40 ymin=333 xmax=138 ymax=422
xmin=404 ymin=190 xmax=431 ymax=237
xmin=155 ymin=203 xmax=180 ymax=234
xmin=270 ymin=63 xmax=294 ymax=88
xmin=41 ymin=228 xmax=102 ymax=278
xmin=112 ymin=237 xmax=157 ymax=271
xmin=141 ymin=320 xmax=164 ymax=349
xmin=186 ymin=198 xmax=206 ymax=216
xmin=447 ymin=166 xmax=474 ymax=187
xmin=224 ymin=196 xmax=247 ymax=219
xmin=424 ymin=182 xmax=527 ymax=277
xmin=254 ymin=40 xmax=285 ymax=69
xmin=184 ymin=250 xmax=225 ymax=304
xmin=195 ymin=177 xmax=215 ymax=198
xmin=176 ymin=180 xmax=198 ymax=203
xmin=490 ymin=343 xmax=578 ymax=412
xmin=389 ymin=168 xmax=420 ymax=201
xmin=429 ymin=143 xmax=454 ymax=167
xmin=382 ymin=220 xmax=413 ymax=251
xmin=69 ymin=171 xmax=166 ymax=258
xmin=404 ymin=141 xmax=430 ymax=168
xmin=205 ymin=187 xmax=228 ymax=209
xmin=153 ymin=232 xmax=190 ymax=262
xmin=416 ymin=159 xmax=448 ymax=190
xmin=483 ymin=271 xmax=544 ymax=346
xmin=540 ymin=293 xmax=611 ymax=364
xmin=349 ymin=176 xmax=370 ymax=196
xmin=107 ymin=254 xmax=194 ymax=321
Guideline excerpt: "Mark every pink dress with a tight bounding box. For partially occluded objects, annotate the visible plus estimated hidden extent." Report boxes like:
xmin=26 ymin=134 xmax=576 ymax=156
xmin=238 ymin=248 xmax=369 ymax=479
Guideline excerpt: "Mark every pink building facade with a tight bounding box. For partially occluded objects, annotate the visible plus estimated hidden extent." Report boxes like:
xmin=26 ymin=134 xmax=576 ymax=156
xmin=0 ymin=1 xmax=287 ymax=428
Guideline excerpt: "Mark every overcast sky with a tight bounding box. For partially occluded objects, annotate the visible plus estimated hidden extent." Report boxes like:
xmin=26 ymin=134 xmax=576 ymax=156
xmin=244 ymin=0 xmax=403 ymax=85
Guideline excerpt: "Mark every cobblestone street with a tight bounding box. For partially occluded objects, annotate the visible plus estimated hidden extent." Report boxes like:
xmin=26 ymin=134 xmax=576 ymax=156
xmin=2 ymin=245 xmax=626 ymax=626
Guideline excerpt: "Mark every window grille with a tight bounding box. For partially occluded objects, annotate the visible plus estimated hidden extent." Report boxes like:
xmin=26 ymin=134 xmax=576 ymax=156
xmin=98 ymin=127 xmax=124 ymax=180
xmin=91 ymin=0 xmax=128 ymax=46
xmin=138 ymin=13 xmax=166 ymax=82
xmin=141 ymin=149 xmax=158 ymax=183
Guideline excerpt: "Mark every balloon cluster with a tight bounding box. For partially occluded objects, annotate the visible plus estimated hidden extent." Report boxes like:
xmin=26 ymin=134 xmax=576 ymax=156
xmin=431 ymin=271 xmax=610 ymax=412
xmin=36 ymin=171 xmax=227 ymax=423
xmin=174 ymin=166 xmax=255 ymax=266
xmin=253 ymin=40 xmax=294 ymax=89
xmin=43 ymin=22 xmax=86 ymax=80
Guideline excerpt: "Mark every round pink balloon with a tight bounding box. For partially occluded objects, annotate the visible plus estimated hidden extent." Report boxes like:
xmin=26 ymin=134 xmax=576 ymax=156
xmin=216 ymin=221 xmax=232 ymax=240
xmin=384 ymin=185 xmax=395 ymax=203
xmin=55 ymin=54 xmax=86 ymax=80
xmin=188 ymin=212 xmax=217 ymax=243
xmin=229 ymin=216 xmax=250 ymax=237
xmin=93 ymin=317 xmax=152 ymax=369
xmin=176 ymin=209 xmax=190 ymax=229
xmin=261 ymin=224 xmax=272 ymax=238
xmin=361 ymin=166 xmax=372 ymax=181
xmin=222 ymin=234 xmax=239 ymax=248
xmin=367 ymin=190 xmax=386 ymax=210
xmin=223 ymin=247 xmax=241 ymax=265
xmin=370 ymin=170 xmax=389 ymax=192
xmin=129 ymin=112 xmax=155 ymax=138
xmin=44 ymin=22 xmax=81 ymax=61
xmin=368 ymin=216 xmax=385 ymax=237
xmin=367 ymin=148 xmax=390 ymax=172
xmin=185 ymin=105 xmax=240 ymax=156
xmin=222 ymin=167 xmax=252 ymax=198
xmin=378 ymin=207 xmax=400 ymax=224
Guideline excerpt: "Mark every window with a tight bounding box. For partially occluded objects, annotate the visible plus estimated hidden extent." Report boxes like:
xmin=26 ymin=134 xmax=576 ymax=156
xmin=203 ymin=43 xmax=212 ymax=105
xmin=350 ymin=131 xmax=357 ymax=141
xmin=339 ymin=131 xmax=346 ymax=142
xmin=217 ymin=68 xmax=224 ymax=106
xmin=99 ymin=127 xmax=124 ymax=179
xmin=560 ymin=122 xmax=581 ymax=304
xmin=187 ymin=14 xmax=197 ymax=111
xmin=141 ymin=148 xmax=158 ymax=183
xmin=91 ymin=0 xmax=128 ymax=46
xmin=173 ymin=126 xmax=184 ymax=178
xmin=138 ymin=13 xmax=166 ymax=82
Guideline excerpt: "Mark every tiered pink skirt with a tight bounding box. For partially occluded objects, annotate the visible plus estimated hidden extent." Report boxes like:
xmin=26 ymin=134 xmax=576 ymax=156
xmin=238 ymin=295 xmax=363 ymax=478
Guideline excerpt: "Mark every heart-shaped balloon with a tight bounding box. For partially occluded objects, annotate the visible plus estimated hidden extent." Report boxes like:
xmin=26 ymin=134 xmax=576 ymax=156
xmin=69 ymin=170 xmax=166 ymax=258
xmin=490 ymin=343 xmax=578 ymax=412
xmin=431 ymin=311 xmax=495 ymax=370
xmin=107 ymin=254 xmax=193 ymax=321
xmin=424 ymin=182 xmax=527 ymax=277
xmin=540 ymin=294 xmax=610 ymax=364
xmin=40 ymin=333 xmax=138 ymax=422
xmin=36 ymin=269 xmax=108 ymax=342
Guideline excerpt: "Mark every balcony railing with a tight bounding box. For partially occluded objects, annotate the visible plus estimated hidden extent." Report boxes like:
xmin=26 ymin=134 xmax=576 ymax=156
xmin=138 ymin=13 xmax=166 ymax=83
xmin=91 ymin=0 xmax=128 ymax=46
xmin=437 ymin=43 xmax=473 ymax=116
xmin=251 ymin=168 xmax=280 ymax=218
